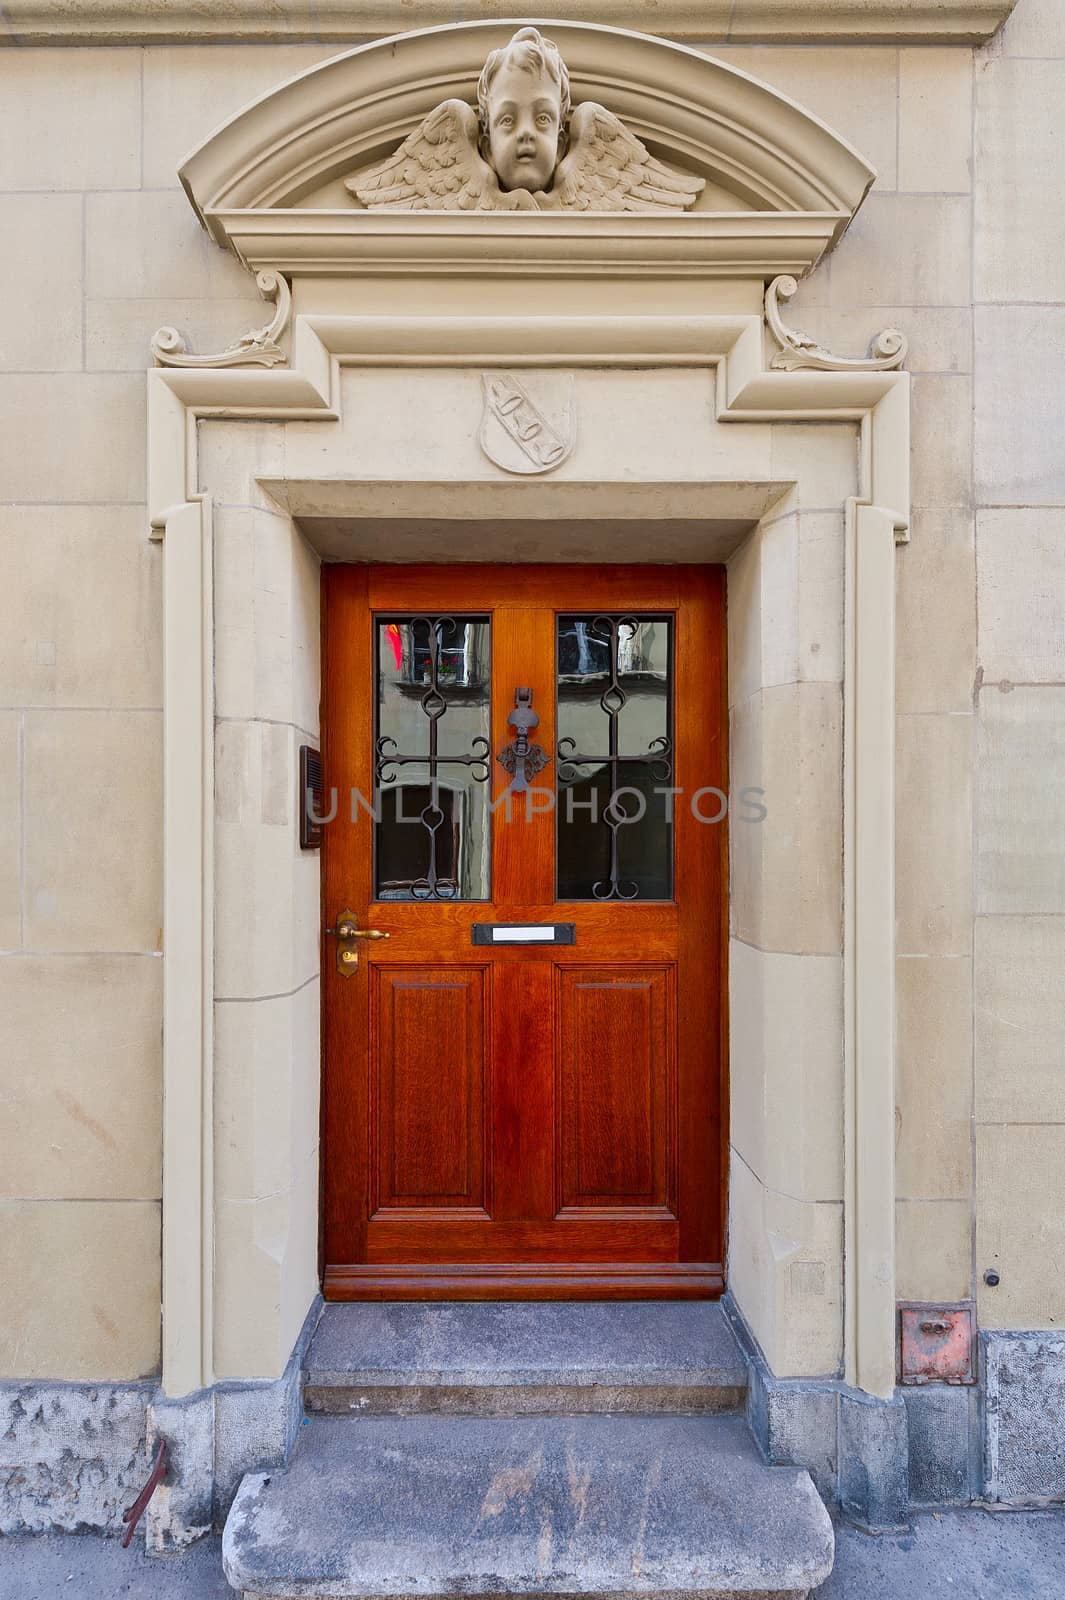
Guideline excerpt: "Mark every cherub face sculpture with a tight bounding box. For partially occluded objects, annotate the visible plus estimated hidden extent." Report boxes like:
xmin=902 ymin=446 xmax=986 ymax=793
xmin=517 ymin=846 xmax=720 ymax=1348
xmin=477 ymin=28 xmax=569 ymax=195
xmin=348 ymin=26 xmax=704 ymax=215
xmin=483 ymin=64 xmax=562 ymax=194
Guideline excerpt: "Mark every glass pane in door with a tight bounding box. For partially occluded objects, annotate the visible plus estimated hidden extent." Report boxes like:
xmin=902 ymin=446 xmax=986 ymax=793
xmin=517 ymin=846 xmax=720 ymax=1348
xmin=374 ymin=616 xmax=491 ymax=900
xmin=556 ymin=615 xmax=673 ymax=900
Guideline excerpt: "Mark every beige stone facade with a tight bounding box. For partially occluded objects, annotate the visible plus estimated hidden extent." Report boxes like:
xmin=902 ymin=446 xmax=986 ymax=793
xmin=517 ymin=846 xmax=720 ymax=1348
xmin=1 ymin=0 xmax=1063 ymax=1531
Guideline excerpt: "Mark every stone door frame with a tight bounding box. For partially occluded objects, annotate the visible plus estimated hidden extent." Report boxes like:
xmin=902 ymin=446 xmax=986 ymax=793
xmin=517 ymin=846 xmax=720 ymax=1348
xmin=147 ymin=15 xmax=910 ymax=1408
xmin=148 ymin=301 xmax=909 ymax=1402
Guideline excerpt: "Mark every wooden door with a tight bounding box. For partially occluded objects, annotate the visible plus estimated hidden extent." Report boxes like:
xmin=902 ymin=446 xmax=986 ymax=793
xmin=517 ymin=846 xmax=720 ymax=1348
xmin=321 ymin=565 xmax=727 ymax=1298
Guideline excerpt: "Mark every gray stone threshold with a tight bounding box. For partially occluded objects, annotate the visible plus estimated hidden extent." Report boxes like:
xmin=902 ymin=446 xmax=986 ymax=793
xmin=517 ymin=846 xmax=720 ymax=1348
xmin=304 ymin=1301 xmax=747 ymax=1417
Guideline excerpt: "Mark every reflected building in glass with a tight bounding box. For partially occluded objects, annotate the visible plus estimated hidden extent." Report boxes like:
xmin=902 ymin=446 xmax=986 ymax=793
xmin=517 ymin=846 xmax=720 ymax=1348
xmin=556 ymin=615 xmax=673 ymax=901
xmin=375 ymin=616 xmax=492 ymax=900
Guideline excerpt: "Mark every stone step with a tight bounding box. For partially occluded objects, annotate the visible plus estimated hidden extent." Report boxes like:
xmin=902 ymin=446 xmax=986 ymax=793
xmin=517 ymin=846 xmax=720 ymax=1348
xmin=223 ymin=1413 xmax=834 ymax=1600
xmin=304 ymin=1301 xmax=748 ymax=1416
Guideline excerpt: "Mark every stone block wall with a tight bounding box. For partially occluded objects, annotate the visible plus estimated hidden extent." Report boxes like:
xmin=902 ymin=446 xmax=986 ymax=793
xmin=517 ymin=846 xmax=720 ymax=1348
xmin=0 ymin=0 xmax=1063 ymax=1426
xmin=0 ymin=43 xmax=336 ymax=1385
xmin=702 ymin=32 xmax=978 ymax=1319
xmin=971 ymin=0 xmax=1065 ymax=1341
xmin=720 ymin=0 xmax=1064 ymax=1351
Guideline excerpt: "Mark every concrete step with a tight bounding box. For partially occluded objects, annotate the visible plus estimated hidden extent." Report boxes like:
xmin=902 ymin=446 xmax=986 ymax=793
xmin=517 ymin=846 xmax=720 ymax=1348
xmin=223 ymin=1413 xmax=834 ymax=1600
xmin=304 ymin=1302 xmax=748 ymax=1416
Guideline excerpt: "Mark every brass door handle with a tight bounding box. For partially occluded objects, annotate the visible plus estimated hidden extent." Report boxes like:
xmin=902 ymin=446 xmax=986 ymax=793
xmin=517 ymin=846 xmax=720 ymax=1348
xmin=325 ymin=910 xmax=391 ymax=975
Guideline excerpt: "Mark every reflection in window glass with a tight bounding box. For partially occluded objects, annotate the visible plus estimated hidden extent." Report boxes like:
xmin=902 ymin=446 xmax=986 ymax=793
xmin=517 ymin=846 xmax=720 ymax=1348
xmin=556 ymin=615 xmax=673 ymax=901
xmin=374 ymin=617 xmax=491 ymax=900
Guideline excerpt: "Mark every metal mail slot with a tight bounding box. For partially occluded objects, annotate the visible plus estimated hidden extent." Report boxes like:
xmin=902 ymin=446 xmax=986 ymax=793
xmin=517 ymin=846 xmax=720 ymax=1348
xmin=471 ymin=924 xmax=576 ymax=946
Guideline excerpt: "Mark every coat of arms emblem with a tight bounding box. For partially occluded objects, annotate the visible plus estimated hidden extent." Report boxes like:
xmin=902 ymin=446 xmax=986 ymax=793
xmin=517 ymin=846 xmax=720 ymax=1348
xmin=479 ymin=372 xmax=576 ymax=476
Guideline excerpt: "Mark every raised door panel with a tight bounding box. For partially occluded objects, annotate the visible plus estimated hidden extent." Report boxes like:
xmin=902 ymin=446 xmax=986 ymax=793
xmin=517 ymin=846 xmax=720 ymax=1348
xmin=556 ymin=965 xmax=676 ymax=1217
xmin=371 ymin=965 xmax=490 ymax=1218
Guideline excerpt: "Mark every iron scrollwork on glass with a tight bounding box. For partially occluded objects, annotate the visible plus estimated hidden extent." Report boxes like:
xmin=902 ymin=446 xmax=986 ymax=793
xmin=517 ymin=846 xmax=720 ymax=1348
xmin=556 ymin=615 xmax=674 ymax=901
xmin=375 ymin=616 xmax=491 ymax=900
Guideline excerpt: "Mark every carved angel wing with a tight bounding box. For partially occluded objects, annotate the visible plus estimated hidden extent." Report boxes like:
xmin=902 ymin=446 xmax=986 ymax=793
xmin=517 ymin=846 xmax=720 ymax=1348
xmin=552 ymin=103 xmax=705 ymax=214
xmin=347 ymin=99 xmax=534 ymax=211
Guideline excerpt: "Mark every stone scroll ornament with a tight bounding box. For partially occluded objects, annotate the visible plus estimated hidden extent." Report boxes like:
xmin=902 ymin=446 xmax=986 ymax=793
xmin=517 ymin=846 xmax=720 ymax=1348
xmin=347 ymin=26 xmax=705 ymax=214
xmin=151 ymin=269 xmax=291 ymax=369
xmin=766 ymin=274 xmax=908 ymax=372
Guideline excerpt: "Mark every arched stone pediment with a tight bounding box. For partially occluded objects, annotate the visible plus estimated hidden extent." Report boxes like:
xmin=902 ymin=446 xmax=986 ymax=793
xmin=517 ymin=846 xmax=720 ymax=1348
xmin=179 ymin=18 xmax=875 ymax=282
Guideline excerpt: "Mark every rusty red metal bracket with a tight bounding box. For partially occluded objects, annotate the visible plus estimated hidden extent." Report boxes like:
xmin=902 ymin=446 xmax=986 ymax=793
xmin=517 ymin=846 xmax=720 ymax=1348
xmin=898 ymin=1304 xmax=975 ymax=1385
xmin=121 ymin=1439 xmax=169 ymax=1548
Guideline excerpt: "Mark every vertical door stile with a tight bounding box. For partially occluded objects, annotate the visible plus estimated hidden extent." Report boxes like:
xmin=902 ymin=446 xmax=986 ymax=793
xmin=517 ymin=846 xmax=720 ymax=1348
xmin=491 ymin=603 xmax=556 ymax=1224
xmin=675 ymin=570 xmax=728 ymax=1264
xmin=321 ymin=565 xmax=372 ymax=1273
xmin=493 ymin=602 xmax=556 ymax=910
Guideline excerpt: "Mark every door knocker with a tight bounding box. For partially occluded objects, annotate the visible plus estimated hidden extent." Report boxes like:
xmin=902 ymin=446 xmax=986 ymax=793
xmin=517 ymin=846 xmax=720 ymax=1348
xmin=497 ymin=687 xmax=551 ymax=794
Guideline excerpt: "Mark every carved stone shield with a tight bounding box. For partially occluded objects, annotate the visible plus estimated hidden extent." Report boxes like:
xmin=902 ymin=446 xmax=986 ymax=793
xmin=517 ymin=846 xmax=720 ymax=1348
xmin=479 ymin=372 xmax=576 ymax=476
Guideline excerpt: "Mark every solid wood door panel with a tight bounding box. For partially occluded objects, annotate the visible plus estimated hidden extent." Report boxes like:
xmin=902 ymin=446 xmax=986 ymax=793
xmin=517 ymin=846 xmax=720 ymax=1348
xmin=371 ymin=965 xmax=489 ymax=1218
xmin=557 ymin=966 xmax=675 ymax=1216
xmin=321 ymin=564 xmax=727 ymax=1299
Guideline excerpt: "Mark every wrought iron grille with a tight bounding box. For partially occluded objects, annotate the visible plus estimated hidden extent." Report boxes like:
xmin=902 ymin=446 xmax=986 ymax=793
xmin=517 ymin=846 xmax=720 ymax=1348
xmin=556 ymin=614 xmax=674 ymax=901
xmin=374 ymin=615 xmax=491 ymax=900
